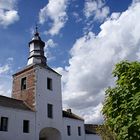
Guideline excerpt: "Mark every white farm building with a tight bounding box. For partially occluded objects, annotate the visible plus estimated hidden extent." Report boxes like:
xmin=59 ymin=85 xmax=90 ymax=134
xmin=0 ymin=29 xmax=101 ymax=140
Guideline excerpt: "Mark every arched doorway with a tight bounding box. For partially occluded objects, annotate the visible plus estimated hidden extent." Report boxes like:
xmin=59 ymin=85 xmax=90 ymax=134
xmin=39 ymin=127 xmax=61 ymax=140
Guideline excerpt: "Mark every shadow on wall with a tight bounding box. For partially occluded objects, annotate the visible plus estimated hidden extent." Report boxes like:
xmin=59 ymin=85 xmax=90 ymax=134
xmin=39 ymin=127 xmax=61 ymax=140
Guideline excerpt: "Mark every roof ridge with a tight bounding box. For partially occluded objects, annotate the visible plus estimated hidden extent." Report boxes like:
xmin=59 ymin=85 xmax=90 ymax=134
xmin=63 ymin=110 xmax=84 ymax=121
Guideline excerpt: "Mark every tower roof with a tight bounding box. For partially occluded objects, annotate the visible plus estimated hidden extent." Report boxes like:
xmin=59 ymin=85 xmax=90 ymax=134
xmin=27 ymin=26 xmax=46 ymax=66
xmin=29 ymin=26 xmax=45 ymax=45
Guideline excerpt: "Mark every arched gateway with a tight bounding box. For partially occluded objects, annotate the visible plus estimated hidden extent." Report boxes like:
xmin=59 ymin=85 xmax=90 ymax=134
xmin=39 ymin=127 xmax=61 ymax=140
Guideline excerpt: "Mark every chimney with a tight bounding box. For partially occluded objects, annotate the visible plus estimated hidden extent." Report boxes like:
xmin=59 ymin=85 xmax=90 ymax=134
xmin=67 ymin=109 xmax=72 ymax=114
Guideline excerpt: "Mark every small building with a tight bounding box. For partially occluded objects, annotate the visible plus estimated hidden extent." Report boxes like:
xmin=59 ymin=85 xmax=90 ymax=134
xmin=0 ymin=29 xmax=101 ymax=140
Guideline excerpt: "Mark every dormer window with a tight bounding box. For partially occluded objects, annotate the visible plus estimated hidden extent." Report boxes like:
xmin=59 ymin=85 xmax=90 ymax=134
xmin=21 ymin=77 xmax=26 ymax=90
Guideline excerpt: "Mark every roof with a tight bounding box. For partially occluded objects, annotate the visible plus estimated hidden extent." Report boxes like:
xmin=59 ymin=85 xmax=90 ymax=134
xmin=12 ymin=64 xmax=35 ymax=76
xmin=0 ymin=95 xmax=33 ymax=111
xmin=85 ymin=124 xmax=99 ymax=134
xmin=46 ymin=65 xmax=61 ymax=76
xmin=62 ymin=110 xmax=84 ymax=121
xmin=13 ymin=64 xmax=61 ymax=77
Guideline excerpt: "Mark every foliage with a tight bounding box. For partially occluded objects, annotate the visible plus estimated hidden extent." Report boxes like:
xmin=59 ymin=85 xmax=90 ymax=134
xmin=102 ymin=61 xmax=140 ymax=140
xmin=96 ymin=124 xmax=116 ymax=140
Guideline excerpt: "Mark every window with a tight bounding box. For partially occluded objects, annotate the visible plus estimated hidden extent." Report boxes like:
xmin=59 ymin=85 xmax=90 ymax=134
xmin=21 ymin=77 xmax=26 ymax=90
xmin=47 ymin=78 xmax=52 ymax=90
xmin=23 ymin=120 xmax=29 ymax=133
xmin=47 ymin=104 xmax=53 ymax=118
xmin=0 ymin=117 xmax=8 ymax=131
xmin=78 ymin=126 xmax=81 ymax=136
xmin=67 ymin=125 xmax=71 ymax=136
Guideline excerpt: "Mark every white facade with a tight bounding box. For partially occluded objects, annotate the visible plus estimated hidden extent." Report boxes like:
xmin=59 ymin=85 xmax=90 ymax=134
xmin=34 ymin=66 xmax=63 ymax=140
xmin=62 ymin=117 xmax=85 ymax=140
xmin=0 ymin=106 xmax=35 ymax=140
xmin=86 ymin=134 xmax=101 ymax=140
xmin=0 ymin=65 xmax=101 ymax=140
xmin=0 ymin=30 xmax=101 ymax=140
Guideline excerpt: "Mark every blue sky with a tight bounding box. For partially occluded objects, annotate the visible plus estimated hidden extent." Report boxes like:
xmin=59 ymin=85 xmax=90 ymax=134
xmin=1 ymin=0 xmax=140 ymax=123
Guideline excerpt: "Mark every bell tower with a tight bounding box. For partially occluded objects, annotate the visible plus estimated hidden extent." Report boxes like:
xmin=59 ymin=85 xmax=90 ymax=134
xmin=12 ymin=27 xmax=63 ymax=131
xmin=27 ymin=26 xmax=46 ymax=66
xmin=12 ymin=27 xmax=47 ymax=110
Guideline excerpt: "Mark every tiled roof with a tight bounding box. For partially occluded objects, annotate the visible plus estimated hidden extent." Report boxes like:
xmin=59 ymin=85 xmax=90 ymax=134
xmin=62 ymin=110 xmax=84 ymax=121
xmin=0 ymin=95 xmax=32 ymax=111
xmin=85 ymin=124 xmax=99 ymax=134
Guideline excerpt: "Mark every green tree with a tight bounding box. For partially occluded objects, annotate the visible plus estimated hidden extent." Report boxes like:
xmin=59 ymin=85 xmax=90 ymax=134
xmin=96 ymin=124 xmax=116 ymax=140
xmin=102 ymin=61 xmax=140 ymax=140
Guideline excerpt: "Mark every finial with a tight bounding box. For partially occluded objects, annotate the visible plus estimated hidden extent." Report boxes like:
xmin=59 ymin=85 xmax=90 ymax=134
xmin=35 ymin=24 xmax=38 ymax=33
xmin=34 ymin=23 xmax=39 ymax=36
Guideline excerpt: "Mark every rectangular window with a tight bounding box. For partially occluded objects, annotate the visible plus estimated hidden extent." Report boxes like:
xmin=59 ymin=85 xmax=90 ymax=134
xmin=78 ymin=126 xmax=81 ymax=136
xmin=0 ymin=117 xmax=8 ymax=131
xmin=21 ymin=77 xmax=26 ymax=90
xmin=23 ymin=120 xmax=29 ymax=133
xmin=67 ymin=125 xmax=71 ymax=136
xmin=47 ymin=78 xmax=52 ymax=90
xmin=47 ymin=104 xmax=53 ymax=118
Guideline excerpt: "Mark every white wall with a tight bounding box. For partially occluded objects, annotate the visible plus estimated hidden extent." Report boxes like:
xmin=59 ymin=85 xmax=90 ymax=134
xmin=86 ymin=134 xmax=101 ymax=140
xmin=62 ymin=117 xmax=85 ymax=140
xmin=35 ymin=66 xmax=63 ymax=139
xmin=0 ymin=65 xmax=102 ymax=140
xmin=0 ymin=106 xmax=35 ymax=140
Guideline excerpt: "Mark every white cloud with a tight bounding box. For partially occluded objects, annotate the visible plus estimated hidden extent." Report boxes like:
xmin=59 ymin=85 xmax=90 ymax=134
xmin=0 ymin=57 xmax=13 ymax=75
xmin=83 ymin=0 xmax=110 ymax=34
xmin=84 ymin=0 xmax=109 ymax=21
xmin=44 ymin=39 xmax=57 ymax=61
xmin=0 ymin=64 xmax=10 ymax=75
xmin=55 ymin=2 xmax=140 ymax=123
xmin=0 ymin=84 xmax=11 ymax=97
xmin=7 ymin=57 xmax=14 ymax=61
xmin=72 ymin=12 xmax=82 ymax=23
xmin=45 ymin=39 xmax=57 ymax=48
xmin=0 ymin=58 xmax=13 ymax=97
xmin=0 ymin=0 xmax=16 ymax=10
xmin=0 ymin=0 xmax=19 ymax=27
xmin=39 ymin=0 xmax=69 ymax=36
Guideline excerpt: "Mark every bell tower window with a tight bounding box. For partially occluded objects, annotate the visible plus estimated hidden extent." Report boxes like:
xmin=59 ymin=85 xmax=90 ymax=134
xmin=47 ymin=78 xmax=52 ymax=90
xmin=21 ymin=77 xmax=26 ymax=90
xmin=47 ymin=104 xmax=53 ymax=118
